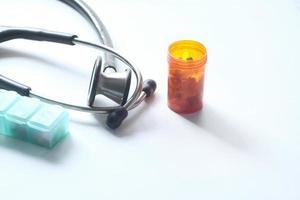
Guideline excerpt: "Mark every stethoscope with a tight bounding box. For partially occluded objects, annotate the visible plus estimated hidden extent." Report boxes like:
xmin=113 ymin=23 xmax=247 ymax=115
xmin=0 ymin=0 xmax=157 ymax=129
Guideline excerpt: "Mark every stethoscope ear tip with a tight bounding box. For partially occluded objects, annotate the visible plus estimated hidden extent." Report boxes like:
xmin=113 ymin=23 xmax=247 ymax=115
xmin=106 ymin=107 xmax=128 ymax=129
xmin=105 ymin=79 xmax=157 ymax=129
xmin=143 ymin=79 xmax=157 ymax=98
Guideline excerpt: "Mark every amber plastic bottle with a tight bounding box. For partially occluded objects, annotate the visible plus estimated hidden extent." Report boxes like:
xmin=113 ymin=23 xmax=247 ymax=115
xmin=168 ymin=40 xmax=207 ymax=114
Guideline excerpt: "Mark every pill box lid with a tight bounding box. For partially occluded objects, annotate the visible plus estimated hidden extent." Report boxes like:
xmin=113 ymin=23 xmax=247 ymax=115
xmin=0 ymin=90 xmax=20 ymax=113
xmin=6 ymin=97 xmax=42 ymax=123
xmin=28 ymin=104 xmax=68 ymax=131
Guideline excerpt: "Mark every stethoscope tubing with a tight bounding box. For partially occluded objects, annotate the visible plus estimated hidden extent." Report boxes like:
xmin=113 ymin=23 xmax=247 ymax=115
xmin=58 ymin=0 xmax=115 ymax=66
xmin=56 ymin=0 xmax=146 ymax=113
xmin=29 ymin=39 xmax=145 ymax=114
xmin=0 ymin=0 xmax=156 ymax=128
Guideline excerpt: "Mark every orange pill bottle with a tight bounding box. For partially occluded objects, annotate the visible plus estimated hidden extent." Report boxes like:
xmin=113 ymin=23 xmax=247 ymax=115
xmin=168 ymin=40 xmax=207 ymax=114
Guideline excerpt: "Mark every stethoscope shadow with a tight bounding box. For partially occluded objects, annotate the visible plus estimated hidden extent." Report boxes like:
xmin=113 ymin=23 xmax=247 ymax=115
xmin=0 ymin=134 xmax=74 ymax=164
xmin=92 ymin=94 xmax=159 ymax=137
xmin=0 ymin=47 xmax=158 ymax=156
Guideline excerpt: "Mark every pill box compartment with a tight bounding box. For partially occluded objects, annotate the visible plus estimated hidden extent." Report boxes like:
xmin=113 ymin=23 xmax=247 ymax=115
xmin=5 ymin=97 xmax=42 ymax=140
xmin=0 ymin=90 xmax=69 ymax=149
xmin=0 ymin=90 xmax=20 ymax=135
xmin=27 ymin=105 xmax=69 ymax=148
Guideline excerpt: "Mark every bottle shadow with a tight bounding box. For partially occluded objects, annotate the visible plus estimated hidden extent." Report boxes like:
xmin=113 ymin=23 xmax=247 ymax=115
xmin=182 ymin=104 xmax=257 ymax=152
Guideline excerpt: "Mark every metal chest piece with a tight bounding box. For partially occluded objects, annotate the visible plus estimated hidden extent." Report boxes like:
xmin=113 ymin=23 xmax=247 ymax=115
xmin=88 ymin=57 xmax=132 ymax=107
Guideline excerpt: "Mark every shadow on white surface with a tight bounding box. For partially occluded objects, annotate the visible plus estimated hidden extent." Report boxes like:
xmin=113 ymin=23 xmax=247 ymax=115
xmin=69 ymin=100 xmax=154 ymax=136
xmin=94 ymin=95 xmax=157 ymax=137
xmin=0 ymin=47 xmax=83 ymax=77
xmin=0 ymin=134 xmax=74 ymax=163
xmin=183 ymin=104 xmax=256 ymax=152
xmin=71 ymin=94 xmax=158 ymax=137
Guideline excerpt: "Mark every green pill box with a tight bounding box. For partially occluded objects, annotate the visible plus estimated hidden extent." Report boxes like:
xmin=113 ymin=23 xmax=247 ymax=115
xmin=0 ymin=90 xmax=69 ymax=148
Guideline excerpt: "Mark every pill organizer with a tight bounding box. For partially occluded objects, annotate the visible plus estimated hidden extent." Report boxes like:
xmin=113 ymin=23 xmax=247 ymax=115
xmin=0 ymin=89 xmax=69 ymax=148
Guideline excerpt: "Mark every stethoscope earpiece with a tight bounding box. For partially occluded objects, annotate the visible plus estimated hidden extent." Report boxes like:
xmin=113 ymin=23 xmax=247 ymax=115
xmin=106 ymin=79 xmax=157 ymax=129
xmin=142 ymin=79 xmax=157 ymax=98
xmin=106 ymin=107 xmax=128 ymax=129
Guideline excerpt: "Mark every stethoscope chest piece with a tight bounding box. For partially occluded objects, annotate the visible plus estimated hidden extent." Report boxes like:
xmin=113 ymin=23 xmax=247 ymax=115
xmin=88 ymin=56 xmax=132 ymax=107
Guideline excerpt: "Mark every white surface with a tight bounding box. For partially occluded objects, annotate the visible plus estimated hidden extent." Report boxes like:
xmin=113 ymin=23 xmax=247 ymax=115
xmin=0 ymin=0 xmax=300 ymax=199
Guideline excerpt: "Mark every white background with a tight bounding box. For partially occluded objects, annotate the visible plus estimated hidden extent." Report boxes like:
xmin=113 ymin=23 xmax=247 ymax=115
xmin=0 ymin=0 xmax=300 ymax=199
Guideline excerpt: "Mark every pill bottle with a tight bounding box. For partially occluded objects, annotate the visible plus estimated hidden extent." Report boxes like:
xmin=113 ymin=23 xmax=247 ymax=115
xmin=168 ymin=40 xmax=207 ymax=114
